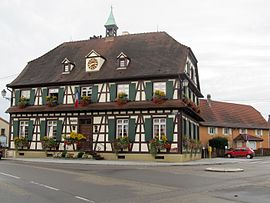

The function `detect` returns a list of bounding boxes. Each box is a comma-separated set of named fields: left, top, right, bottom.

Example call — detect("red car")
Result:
left=225, top=147, right=255, bottom=159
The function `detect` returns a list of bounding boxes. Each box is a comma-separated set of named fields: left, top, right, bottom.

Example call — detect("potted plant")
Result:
left=18, top=96, right=29, bottom=108
left=149, top=135, right=171, bottom=156
left=80, top=96, right=90, bottom=106
left=112, top=135, right=131, bottom=154
left=14, top=136, right=29, bottom=150
left=46, top=96, right=58, bottom=107
left=152, top=90, right=166, bottom=104
left=115, top=92, right=128, bottom=105
left=63, top=132, right=86, bottom=151
left=41, top=136, right=58, bottom=150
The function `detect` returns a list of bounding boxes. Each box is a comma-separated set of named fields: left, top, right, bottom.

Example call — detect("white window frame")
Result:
left=81, top=86, right=92, bottom=97
left=116, top=119, right=129, bottom=138
left=153, top=118, right=166, bottom=139
left=19, top=121, right=29, bottom=137
left=239, top=128, right=247, bottom=134
left=208, top=127, right=217, bottom=135
left=255, top=129, right=263, bottom=136
left=153, top=82, right=166, bottom=94
left=117, top=84, right=129, bottom=97
left=223, top=127, right=232, bottom=135
left=47, top=120, right=57, bottom=139
left=21, top=90, right=31, bottom=99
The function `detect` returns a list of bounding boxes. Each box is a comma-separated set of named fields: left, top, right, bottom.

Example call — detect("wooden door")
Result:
left=78, top=117, right=93, bottom=151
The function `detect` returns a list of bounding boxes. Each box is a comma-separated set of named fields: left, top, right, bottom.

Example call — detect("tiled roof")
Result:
left=8, top=32, right=191, bottom=88
left=200, top=99, right=269, bottom=129
left=234, top=134, right=263, bottom=142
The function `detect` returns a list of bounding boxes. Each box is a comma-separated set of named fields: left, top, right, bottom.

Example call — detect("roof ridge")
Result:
left=200, top=98, right=253, bottom=108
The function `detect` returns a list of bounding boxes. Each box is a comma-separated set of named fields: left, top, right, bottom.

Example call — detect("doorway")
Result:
left=78, top=117, right=93, bottom=151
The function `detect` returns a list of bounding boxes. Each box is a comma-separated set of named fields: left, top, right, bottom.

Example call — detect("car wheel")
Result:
left=227, top=154, right=232, bottom=158
left=246, top=154, right=252, bottom=159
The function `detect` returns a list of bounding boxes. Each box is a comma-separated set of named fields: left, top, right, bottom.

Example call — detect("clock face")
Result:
left=87, top=58, right=98, bottom=70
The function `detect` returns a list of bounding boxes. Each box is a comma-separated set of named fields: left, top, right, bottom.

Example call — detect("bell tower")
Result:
left=104, top=7, right=118, bottom=37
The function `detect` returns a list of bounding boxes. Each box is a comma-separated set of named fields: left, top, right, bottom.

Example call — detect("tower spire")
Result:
left=104, top=6, right=118, bottom=37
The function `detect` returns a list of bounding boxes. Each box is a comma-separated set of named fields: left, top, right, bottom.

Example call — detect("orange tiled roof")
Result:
left=200, top=99, right=269, bottom=129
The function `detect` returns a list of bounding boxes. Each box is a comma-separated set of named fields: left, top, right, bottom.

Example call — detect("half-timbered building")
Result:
left=7, top=10, right=203, bottom=161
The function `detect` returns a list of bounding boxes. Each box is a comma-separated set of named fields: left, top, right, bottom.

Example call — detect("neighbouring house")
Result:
left=200, top=95, right=270, bottom=150
left=6, top=9, right=203, bottom=161
left=0, top=117, right=9, bottom=147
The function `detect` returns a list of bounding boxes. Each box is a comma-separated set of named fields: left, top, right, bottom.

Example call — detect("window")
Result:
left=117, top=84, right=129, bottom=97
left=62, top=58, right=75, bottom=74
left=48, top=88, right=59, bottom=99
left=47, top=121, right=57, bottom=139
left=119, top=58, right=126, bottom=67
left=239, top=128, right=247, bottom=134
left=153, top=118, right=166, bottom=139
left=208, top=127, right=217, bottom=135
left=81, top=86, right=92, bottom=97
left=255, top=129, right=263, bottom=136
left=116, top=119, right=129, bottom=137
left=117, top=52, right=130, bottom=69
left=21, top=90, right=30, bottom=99
left=19, top=121, right=29, bottom=137
left=223, top=128, right=232, bottom=135
left=1, top=128, right=5, bottom=135
left=153, top=82, right=166, bottom=94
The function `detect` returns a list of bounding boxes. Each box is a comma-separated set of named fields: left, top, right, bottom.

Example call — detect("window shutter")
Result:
left=58, top=88, right=65, bottom=104
left=74, top=86, right=81, bottom=101
left=110, top=84, right=117, bottom=102
left=128, top=119, right=136, bottom=142
left=144, top=118, right=153, bottom=141
left=108, top=119, right=115, bottom=142
left=42, top=88, right=48, bottom=105
left=145, top=82, right=153, bottom=101
left=15, top=90, right=21, bottom=106
left=40, top=121, right=46, bottom=140
left=166, top=81, right=174, bottom=99
left=129, top=83, right=136, bottom=101
left=13, top=120, right=19, bottom=137
left=56, top=120, right=63, bottom=142
left=27, top=120, right=34, bottom=141
left=166, top=118, right=174, bottom=142
left=91, top=85, right=98, bottom=103
left=29, top=89, right=35, bottom=105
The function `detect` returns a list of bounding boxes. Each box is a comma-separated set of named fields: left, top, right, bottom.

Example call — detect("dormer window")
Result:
left=62, top=58, right=75, bottom=74
left=117, top=52, right=130, bottom=69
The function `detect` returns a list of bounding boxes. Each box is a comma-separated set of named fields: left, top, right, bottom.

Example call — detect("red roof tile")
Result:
left=234, top=134, right=263, bottom=142
left=200, top=99, right=269, bottom=129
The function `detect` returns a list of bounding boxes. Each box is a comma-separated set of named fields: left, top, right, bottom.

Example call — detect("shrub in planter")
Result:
left=115, top=92, right=128, bottom=105
left=80, top=96, right=90, bottom=106
left=152, top=90, right=166, bottom=104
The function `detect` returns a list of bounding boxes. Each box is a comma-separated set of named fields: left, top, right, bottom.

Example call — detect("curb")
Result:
left=205, top=167, right=244, bottom=172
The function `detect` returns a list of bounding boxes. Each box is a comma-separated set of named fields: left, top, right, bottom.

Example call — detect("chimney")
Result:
left=207, top=94, right=211, bottom=107
left=122, top=31, right=130, bottom=35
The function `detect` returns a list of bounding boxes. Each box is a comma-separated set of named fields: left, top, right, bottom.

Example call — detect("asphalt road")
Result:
left=1, top=157, right=270, bottom=203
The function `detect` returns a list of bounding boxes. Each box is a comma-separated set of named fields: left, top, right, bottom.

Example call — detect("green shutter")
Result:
left=29, top=89, right=35, bottom=105
left=41, top=88, right=48, bottom=105
left=27, top=120, right=34, bottom=141
left=129, top=83, right=136, bottom=101
left=13, top=120, right=19, bottom=137
left=166, top=81, right=174, bottom=99
left=56, top=120, right=63, bottom=142
left=58, top=88, right=65, bottom=104
left=166, top=118, right=174, bottom=142
left=108, top=119, right=116, bottom=141
left=40, top=121, right=46, bottom=140
left=91, top=85, right=98, bottom=103
left=128, top=119, right=136, bottom=142
left=74, top=86, right=81, bottom=101
left=15, top=90, right=21, bottom=106
left=144, top=118, right=153, bottom=141
left=145, top=82, right=153, bottom=101
left=110, top=84, right=117, bottom=102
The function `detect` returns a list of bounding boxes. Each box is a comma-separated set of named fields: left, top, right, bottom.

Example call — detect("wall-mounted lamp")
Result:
left=1, top=89, right=11, bottom=101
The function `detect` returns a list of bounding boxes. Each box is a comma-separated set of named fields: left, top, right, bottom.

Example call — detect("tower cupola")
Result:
left=104, top=7, right=118, bottom=37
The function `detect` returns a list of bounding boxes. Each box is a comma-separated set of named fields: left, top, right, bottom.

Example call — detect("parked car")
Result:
left=225, top=147, right=255, bottom=159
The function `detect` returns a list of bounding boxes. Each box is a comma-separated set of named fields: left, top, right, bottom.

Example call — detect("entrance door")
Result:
left=78, top=117, right=93, bottom=151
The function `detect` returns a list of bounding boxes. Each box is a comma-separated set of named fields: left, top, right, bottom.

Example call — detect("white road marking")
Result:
left=30, top=181, right=59, bottom=191
left=75, top=195, right=95, bottom=202
left=0, top=172, right=21, bottom=179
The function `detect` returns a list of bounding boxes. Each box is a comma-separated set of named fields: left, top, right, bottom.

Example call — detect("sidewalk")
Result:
left=5, top=157, right=254, bottom=166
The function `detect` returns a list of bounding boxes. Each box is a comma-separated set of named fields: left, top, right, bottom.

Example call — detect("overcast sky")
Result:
left=0, top=0, right=270, bottom=121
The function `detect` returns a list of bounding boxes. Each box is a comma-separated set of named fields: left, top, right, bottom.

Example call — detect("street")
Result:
left=1, top=157, right=270, bottom=203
